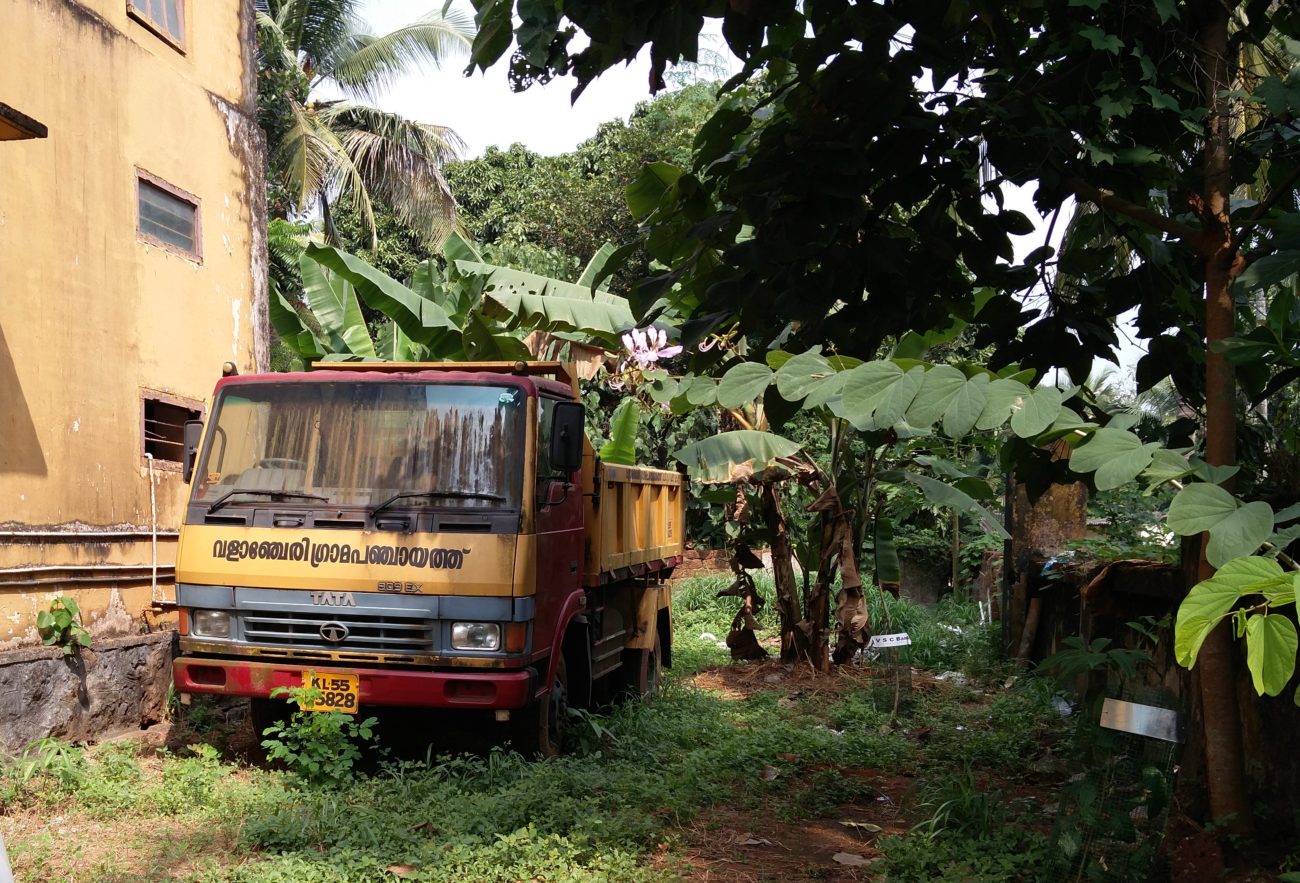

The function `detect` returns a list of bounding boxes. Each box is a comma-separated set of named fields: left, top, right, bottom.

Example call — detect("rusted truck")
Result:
left=171, top=361, right=683, bottom=753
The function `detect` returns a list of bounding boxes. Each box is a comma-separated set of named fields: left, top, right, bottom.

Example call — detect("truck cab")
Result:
left=171, top=361, right=683, bottom=753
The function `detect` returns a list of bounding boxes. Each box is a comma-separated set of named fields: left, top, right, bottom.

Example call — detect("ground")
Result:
left=0, top=577, right=1240, bottom=882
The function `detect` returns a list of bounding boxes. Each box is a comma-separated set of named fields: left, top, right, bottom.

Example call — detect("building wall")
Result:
left=0, top=0, right=267, bottom=648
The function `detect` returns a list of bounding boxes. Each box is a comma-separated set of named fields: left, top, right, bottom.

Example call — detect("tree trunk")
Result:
left=759, top=483, right=805, bottom=663
left=1194, top=0, right=1253, bottom=840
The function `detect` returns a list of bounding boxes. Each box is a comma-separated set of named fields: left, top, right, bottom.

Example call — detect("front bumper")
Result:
left=173, top=656, right=536, bottom=710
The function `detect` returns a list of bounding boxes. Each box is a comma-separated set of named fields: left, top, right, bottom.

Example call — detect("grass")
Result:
left=0, top=576, right=1074, bottom=883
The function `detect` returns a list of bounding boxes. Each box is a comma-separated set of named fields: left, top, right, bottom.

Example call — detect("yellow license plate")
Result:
left=300, top=672, right=359, bottom=713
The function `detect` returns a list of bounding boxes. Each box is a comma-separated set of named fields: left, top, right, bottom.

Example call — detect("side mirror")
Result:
left=549, top=401, right=585, bottom=475
left=182, top=420, right=204, bottom=483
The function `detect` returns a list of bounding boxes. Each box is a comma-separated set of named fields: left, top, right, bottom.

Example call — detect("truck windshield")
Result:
left=191, top=381, right=525, bottom=510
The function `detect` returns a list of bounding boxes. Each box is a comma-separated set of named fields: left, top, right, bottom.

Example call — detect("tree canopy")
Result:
left=257, top=0, right=474, bottom=246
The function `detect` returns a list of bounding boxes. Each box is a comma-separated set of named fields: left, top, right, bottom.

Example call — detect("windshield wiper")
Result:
left=206, top=488, right=330, bottom=514
left=369, top=490, right=506, bottom=518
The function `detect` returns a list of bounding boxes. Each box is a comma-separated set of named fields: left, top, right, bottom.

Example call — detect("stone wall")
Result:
left=671, top=548, right=736, bottom=580
left=0, top=630, right=173, bottom=750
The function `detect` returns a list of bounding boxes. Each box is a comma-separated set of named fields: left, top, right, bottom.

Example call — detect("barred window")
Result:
left=143, top=394, right=201, bottom=464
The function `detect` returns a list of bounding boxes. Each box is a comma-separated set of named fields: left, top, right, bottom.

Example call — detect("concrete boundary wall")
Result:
left=0, top=630, right=174, bottom=751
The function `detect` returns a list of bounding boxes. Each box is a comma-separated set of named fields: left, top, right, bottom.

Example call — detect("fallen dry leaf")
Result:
left=387, top=864, right=419, bottom=878
left=840, top=820, right=883, bottom=833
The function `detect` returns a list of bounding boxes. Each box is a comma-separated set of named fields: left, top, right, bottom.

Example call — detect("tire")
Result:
left=249, top=697, right=288, bottom=738
left=514, top=655, right=569, bottom=758
left=627, top=630, right=663, bottom=701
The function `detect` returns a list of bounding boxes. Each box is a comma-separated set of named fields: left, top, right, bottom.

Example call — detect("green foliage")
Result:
left=1036, top=637, right=1151, bottom=688
left=35, top=596, right=91, bottom=656
left=1167, top=483, right=1275, bottom=568
left=444, top=85, right=719, bottom=293
left=260, top=685, right=381, bottom=787
left=257, top=0, right=473, bottom=245
left=597, top=398, right=640, bottom=466
left=1175, top=555, right=1300, bottom=698
left=273, top=238, right=640, bottom=365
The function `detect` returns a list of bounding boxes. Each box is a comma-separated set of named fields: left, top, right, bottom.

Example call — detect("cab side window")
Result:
left=537, top=396, right=557, bottom=495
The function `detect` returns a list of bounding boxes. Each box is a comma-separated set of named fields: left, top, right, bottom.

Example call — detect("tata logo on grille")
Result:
left=310, top=591, right=356, bottom=607
left=319, top=622, right=350, bottom=643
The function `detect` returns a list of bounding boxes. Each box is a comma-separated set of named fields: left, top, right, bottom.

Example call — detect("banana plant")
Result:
left=272, top=232, right=641, bottom=365
left=670, top=342, right=1300, bottom=690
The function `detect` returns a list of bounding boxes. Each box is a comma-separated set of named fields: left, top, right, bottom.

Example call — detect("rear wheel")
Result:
left=626, top=630, right=663, bottom=701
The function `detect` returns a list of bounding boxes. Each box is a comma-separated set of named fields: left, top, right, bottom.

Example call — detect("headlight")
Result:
left=451, top=622, right=500, bottom=651
left=191, top=609, right=231, bottom=638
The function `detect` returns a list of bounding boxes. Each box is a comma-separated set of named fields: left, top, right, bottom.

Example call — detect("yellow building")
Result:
left=0, top=0, right=266, bottom=741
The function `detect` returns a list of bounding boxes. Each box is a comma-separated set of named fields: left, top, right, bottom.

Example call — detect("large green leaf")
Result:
left=943, top=374, right=990, bottom=437
left=443, top=230, right=483, bottom=264
left=905, top=365, right=967, bottom=428
left=1010, top=386, right=1063, bottom=438
left=1167, top=482, right=1239, bottom=534
left=577, top=241, right=619, bottom=289
left=975, top=377, right=1031, bottom=431
left=374, top=320, right=414, bottom=361
left=1235, top=250, right=1300, bottom=293
left=458, top=260, right=635, bottom=345
left=300, top=257, right=376, bottom=357
left=685, top=377, right=719, bottom=406
left=1168, top=483, right=1275, bottom=567
left=268, top=288, right=326, bottom=360
left=841, top=361, right=904, bottom=428
left=872, top=366, right=926, bottom=427
left=673, top=430, right=803, bottom=484
left=1206, top=502, right=1275, bottom=568
left=773, top=348, right=835, bottom=401
left=626, top=162, right=683, bottom=220
left=599, top=398, right=640, bottom=466
left=903, top=472, right=1009, bottom=539
left=306, top=244, right=458, bottom=345
left=1176, top=556, right=1293, bottom=667
left=875, top=517, right=900, bottom=584
left=1068, top=428, right=1161, bottom=490
left=1142, top=448, right=1194, bottom=486
left=717, top=362, right=774, bottom=409
left=461, top=312, right=531, bottom=361
left=1245, top=614, right=1299, bottom=696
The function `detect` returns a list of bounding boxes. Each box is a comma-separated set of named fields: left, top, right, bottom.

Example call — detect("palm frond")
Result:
left=262, top=0, right=362, bottom=65
left=321, top=103, right=463, bottom=244
left=320, top=7, right=475, bottom=100
left=275, top=100, right=345, bottom=210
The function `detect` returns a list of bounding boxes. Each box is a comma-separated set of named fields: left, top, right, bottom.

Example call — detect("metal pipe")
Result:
left=146, top=453, right=159, bottom=603
left=0, top=531, right=178, bottom=541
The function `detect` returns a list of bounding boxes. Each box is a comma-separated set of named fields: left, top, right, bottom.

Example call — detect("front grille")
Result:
left=240, top=611, right=435, bottom=654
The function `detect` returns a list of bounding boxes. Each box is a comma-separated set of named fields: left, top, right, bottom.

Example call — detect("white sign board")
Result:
left=867, top=632, right=911, bottom=649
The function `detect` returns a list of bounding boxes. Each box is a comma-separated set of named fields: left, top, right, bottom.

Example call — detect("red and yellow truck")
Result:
left=171, top=361, right=683, bottom=753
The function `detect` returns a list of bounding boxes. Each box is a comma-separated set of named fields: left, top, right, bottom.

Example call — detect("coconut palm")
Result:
left=256, top=0, right=474, bottom=247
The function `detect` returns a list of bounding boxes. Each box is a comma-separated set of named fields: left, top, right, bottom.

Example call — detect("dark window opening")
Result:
left=144, top=396, right=200, bottom=463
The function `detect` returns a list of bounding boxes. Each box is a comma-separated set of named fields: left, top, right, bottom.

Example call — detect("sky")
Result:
left=355, top=2, right=1144, bottom=384
left=356, top=1, right=678, bottom=159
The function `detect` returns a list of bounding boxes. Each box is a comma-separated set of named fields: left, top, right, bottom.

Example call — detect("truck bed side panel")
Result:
left=583, top=463, right=684, bottom=587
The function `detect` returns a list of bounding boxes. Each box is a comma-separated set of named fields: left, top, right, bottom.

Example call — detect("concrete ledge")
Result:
left=0, top=629, right=176, bottom=750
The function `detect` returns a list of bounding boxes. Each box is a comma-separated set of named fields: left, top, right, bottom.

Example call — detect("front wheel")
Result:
left=249, top=697, right=288, bottom=738
left=514, top=655, right=569, bottom=757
